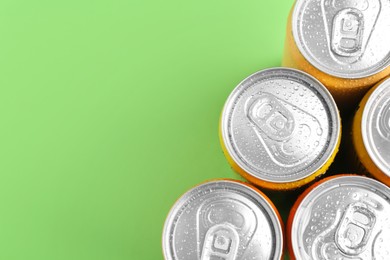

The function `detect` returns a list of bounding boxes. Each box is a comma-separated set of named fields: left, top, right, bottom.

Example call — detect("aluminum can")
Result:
left=219, top=68, right=341, bottom=190
left=352, top=77, right=390, bottom=186
left=162, top=179, right=284, bottom=260
left=283, top=0, right=390, bottom=110
left=288, top=175, right=390, bottom=260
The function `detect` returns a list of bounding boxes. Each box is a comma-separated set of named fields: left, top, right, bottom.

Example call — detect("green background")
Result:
left=0, top=0, right=295, bottom=259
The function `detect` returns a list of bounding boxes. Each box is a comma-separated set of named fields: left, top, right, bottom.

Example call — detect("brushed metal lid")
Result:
left=362, top=78, right=390, bottom=177
left=162, top=180, right=283, bottom=260
left=220, top=68, right=340, bottom=183
left=292, top=0, right=390, bottom=79
left=291, top=175, right=390, bottom=260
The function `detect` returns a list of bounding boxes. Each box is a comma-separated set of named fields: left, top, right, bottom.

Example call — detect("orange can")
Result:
left=283, top=0, right=390, bottom=110
left=219, top=68, right=341, bottom=191
left=352, top=77, right=390, bottom=186
left=288, top=174, right=390, bottom=259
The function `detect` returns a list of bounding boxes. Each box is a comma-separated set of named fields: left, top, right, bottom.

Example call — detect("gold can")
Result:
left=219, top=68, right=341, bottom=191
left=283, top=0, right=390, bottom=110
left=352, top=77, right=390, bottom=186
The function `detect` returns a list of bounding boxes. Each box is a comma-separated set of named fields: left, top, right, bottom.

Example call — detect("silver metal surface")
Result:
left=362, top=78, right=390, bottom=177
left=220, top=68, right=340, bottom=183
left=162, top=180, right=283, bottom=260
left=291, top=175, right=390, bottom=260
left=292, top=0, right=390, bottom=78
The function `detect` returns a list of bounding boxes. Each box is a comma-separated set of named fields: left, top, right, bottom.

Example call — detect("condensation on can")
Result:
left=219, top=67, right=341, bottom=191
left=162, top=179, right=284, bottom=260
left=288, top=175, right=390, bottom=260
left=283, top=0, right=390, bottom=111
left=352, top=77, right=390, bottom=186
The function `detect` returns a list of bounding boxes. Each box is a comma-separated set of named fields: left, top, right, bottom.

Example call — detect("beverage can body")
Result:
left=288, top=175, right=390, bottom=260
left=162, top=179, right=284, bottom=260
left=219, top=67, right=341, bottom=190
left=283, top=0, right=390, bottom=110
left=352, top=77, right=390, bottom=186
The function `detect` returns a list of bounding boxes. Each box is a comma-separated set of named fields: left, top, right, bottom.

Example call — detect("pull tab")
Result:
left=321, top=0, right=381, bottom=64
left=200, top=224, right=239, bottom=260
left=247, top=94, right=295, bottom=142
left=335, top=202, right=376, bottom=255
left=331, top=8, right=364, bottom=57
left=245, top=92, right=323, bottom=167
left=321, top=242, right=362, bottom=260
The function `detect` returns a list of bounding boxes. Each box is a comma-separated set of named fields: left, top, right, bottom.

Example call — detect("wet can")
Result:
left=219, top=68, right=341, bottom=191
left=162, top=179, right=284, bottom=260
left=283, top=0, right=390, bottom=110
left=352, top=77, right=390, bottom=186
left=288, top=174, right=390, bottom=260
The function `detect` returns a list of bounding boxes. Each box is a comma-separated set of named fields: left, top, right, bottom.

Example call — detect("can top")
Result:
left=292, top=0, right=390, bottom=79
left=220, top=68, right=340, bottom=184
left=291, top=175, right=390, bottom=260
left=162, top=180, right=283, bottom=260
left=362, top=78, right=390, bottom=177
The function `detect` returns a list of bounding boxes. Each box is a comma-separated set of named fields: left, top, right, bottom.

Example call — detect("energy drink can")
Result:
left=352, top=77, right=390, bottom=186
left=162, top=179, right=284, bottom=260
left=288, top=175, right=390, bottom=260
left=219, top=68, right=341, bottom=190
left=283, top=0, right=390, bottom=110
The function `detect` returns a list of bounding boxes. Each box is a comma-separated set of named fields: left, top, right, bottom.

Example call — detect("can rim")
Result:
left=291, top=175, right=390, bottom=259
left=162, top=179, right=284, bottom=260
left=292, top=0, right=390, bottom=79
left=220, top=67, right=341, bottom=184
left=361, top=77, right=390, bottom=177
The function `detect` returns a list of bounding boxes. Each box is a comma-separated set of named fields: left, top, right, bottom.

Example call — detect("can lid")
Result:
left=162, top=180, right=283, bottom=260
left=291, top=175, right=390, bottom=259
left=292, top=0, right=390, bottom=79
left=362, top=78, right=390, bottom=177
left=220, top=68, right=340, bottom=184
